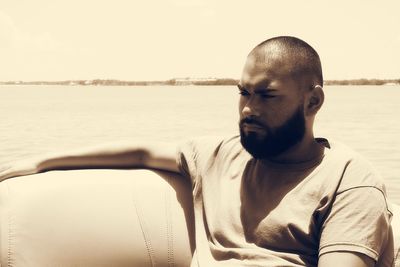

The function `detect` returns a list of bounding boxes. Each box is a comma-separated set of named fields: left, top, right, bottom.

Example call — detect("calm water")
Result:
left=1, top=85, right=399, bottom=204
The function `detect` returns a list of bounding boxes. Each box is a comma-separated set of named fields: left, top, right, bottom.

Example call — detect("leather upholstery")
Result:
left=0, top=169, right=194, bottom=267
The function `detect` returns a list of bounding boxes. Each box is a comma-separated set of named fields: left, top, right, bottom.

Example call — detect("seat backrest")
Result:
left=0, top=169, right=194, bottom=267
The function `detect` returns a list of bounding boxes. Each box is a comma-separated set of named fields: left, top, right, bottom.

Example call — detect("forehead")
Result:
left=240, top=52, right=296, bottom=91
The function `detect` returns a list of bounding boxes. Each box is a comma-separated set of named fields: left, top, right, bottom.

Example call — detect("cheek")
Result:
left=259, top=107, right=289, bottom=129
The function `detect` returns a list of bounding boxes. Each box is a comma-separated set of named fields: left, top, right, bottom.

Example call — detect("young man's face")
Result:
left=238, top=53, right=307, bottom=159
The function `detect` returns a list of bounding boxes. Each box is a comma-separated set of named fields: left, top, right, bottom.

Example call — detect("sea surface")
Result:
left=1, top=85, right=399, bottom=204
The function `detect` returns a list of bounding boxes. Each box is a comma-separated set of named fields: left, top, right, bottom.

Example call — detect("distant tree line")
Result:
left=192, top=78, right=239, bottom=85
left=324, top=79, right=400, bottom=86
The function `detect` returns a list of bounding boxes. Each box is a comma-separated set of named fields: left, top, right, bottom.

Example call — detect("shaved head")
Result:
left=249, top=36, right=323, bottom=87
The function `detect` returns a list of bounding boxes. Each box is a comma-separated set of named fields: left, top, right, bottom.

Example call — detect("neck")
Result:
left=262, top=134, right=325, bottom=165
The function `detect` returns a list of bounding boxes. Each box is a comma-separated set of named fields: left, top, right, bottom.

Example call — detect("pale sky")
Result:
left=1, top=0, right=399, bottom=81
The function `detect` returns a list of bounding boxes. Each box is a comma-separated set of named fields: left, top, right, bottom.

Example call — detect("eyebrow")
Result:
left=237, top=84, right=245, bottom=90
left=237, top=84, right=277, bottom=93
left=254, top=88, right=277, bottom=94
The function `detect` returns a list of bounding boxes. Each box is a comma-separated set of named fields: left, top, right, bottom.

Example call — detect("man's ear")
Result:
left=306, top=85, right=324, bottom=116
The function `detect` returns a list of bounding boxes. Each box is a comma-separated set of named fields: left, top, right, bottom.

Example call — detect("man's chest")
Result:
left=200, top=164, right=323, bottom=253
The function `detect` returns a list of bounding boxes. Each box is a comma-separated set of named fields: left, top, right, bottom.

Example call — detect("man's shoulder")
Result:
left=324, top=138, right=372, bottom=165
left=176, top=135, right=245, bottom=176
left=324, top=138, right=386, bottom=193
left=177, top=135, right=246, bottom=162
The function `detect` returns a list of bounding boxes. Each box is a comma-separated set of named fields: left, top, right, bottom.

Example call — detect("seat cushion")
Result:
left=0, top=169, right=194, bottom=267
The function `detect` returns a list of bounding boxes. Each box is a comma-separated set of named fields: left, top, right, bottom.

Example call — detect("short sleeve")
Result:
left=319, top=186, right=392, bottom=261
left=176, top=139, right=198, bottom=183
left=176, top=136, right=225, bottom=185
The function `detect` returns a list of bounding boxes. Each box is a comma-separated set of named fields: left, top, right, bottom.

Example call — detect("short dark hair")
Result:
left=252, top=36, right=323, bottom=87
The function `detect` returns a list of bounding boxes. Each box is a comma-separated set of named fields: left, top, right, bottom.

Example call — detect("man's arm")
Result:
left=0, top=141, right=180, bottom=181
left=318, top=252, right=374, bottom=267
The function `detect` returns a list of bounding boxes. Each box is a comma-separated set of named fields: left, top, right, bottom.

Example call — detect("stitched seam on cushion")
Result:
left=165, top=189, right=174, bottom=267
left=337, top=186, right=393, bottom=216
left=7, top=216, right=10, bottom=267
left=6, top=183, right=12, bottom=267
left=133, top=196, right=156, bottom=267
left=393, top=246, right=400, bottom=267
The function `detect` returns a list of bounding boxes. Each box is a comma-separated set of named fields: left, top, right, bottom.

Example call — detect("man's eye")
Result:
left=239, top=91, right=250, bottom=96
left=260, top=94, right=276, bottom=99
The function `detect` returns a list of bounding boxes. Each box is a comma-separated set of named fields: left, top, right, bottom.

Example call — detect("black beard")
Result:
left=239, top=106, right=306, bottom=159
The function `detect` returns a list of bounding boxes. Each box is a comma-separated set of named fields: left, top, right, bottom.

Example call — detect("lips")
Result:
left=242, top=122, right=265, bottom=132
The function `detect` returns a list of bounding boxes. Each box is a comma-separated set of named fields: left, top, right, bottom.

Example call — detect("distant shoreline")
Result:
left=0, top=78, right=399, bottom=86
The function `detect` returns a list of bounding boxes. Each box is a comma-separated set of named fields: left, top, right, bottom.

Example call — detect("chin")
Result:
left=242, top=130, right=266, bottom=142
left=239, top=129, right=297, bottom=160
left=239, top=131, right=267, bottom=159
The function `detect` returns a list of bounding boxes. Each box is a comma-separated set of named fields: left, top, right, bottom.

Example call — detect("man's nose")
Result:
left=241, top=99, right=260, bottom=117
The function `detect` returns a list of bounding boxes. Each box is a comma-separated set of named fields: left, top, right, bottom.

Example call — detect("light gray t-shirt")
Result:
left=177, top=135, right=392, bottom=267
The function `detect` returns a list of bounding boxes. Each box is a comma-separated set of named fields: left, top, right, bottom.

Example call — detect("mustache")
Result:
left=239, top=117, right=265, bottom=128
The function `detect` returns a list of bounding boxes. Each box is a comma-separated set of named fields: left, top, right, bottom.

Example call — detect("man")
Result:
left=0, top=36, right=393, bottom=266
